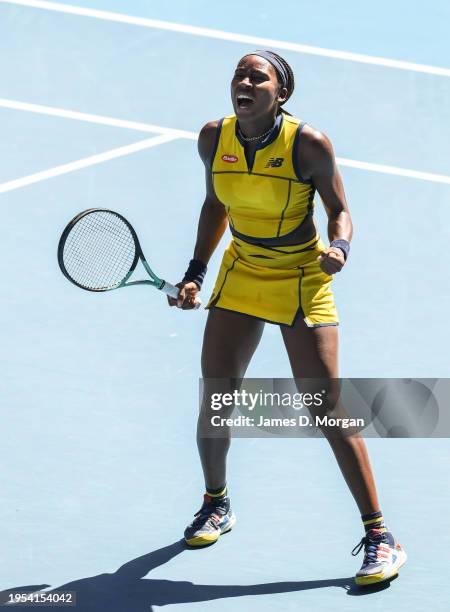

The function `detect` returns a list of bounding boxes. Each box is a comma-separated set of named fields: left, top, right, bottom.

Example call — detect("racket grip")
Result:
left=161, top=281, right=202, bottom=309
left=161, top=281, right=180, bottom=300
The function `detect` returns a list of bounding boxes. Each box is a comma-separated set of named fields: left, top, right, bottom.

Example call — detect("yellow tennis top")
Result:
left=211, top=113, right=315, bottom=242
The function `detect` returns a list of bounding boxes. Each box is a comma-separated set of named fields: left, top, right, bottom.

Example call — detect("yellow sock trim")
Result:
left=207, top=486, right=227, bottom=498
left=363, top=516, right=385, bottom=526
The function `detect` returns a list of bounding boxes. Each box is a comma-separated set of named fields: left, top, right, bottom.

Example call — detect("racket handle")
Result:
left=161, top=281, right=202, bottom=309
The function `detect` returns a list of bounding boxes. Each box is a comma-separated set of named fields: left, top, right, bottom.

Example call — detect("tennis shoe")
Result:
left=184, top=494, right=236, bottom=547
left=352, top=528, right=407, bottom=586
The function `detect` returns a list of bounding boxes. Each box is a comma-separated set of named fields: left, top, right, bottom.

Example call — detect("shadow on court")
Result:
left=0, top=540, right=393, bottom=609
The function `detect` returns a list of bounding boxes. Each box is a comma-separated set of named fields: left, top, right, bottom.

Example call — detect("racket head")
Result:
left=58, top=208, right=141, bottom=292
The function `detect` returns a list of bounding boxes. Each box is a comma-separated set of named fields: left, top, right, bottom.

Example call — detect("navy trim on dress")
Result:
left=244, top=238, right=319, bottom=255
left=235, top=113, right=284, bottom=173
left=276, top=180, right=292, bottom=237
left=294, top=268, right=304, bottom=326
left=307, top=186, right=316, bottom=215
left=208, top=255, right=240, bottom=308
left=212, top=170, right=295, bottom=182
left=229, top=213, right=316, bottom=247
left=208, top=118, right=224, bottom=170
left=292, top=121, right=312, bottom=184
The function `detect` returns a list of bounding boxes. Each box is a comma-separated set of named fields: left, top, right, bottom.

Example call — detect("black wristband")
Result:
left=330, top=239, right=350, bottom=261
left=183, top=259, right=207, bottom=289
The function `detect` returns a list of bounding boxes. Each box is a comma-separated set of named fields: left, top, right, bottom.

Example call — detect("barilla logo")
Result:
left=222, top=154, right=238, bottom=163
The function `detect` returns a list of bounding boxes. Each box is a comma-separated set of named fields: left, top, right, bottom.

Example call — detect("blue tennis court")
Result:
left=1, top=1, right=449, bottom=610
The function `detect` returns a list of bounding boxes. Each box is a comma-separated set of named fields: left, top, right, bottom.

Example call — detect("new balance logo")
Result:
left=265, top=157, right=284, bottom=168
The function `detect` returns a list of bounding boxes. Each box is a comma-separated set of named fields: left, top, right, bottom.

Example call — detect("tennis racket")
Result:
left=57, top=208, right=201, bottom=308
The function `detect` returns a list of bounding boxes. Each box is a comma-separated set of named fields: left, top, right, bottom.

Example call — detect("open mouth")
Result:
left=236, top=94, right=254, bottom=109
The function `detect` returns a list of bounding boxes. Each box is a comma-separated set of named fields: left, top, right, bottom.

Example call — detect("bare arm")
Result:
left=298, top=126, right=353, bottom=274
left=193, top=121, right=229, bottom=264
left=168, top=121, right=228, bottom=308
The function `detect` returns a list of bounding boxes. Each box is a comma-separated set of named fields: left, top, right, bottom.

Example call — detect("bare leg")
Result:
left=281, top=318, right=380, bottom=515
left=198, top=308, right=264, bottom=489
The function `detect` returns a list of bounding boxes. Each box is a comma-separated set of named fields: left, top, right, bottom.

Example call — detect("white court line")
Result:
left=0, top=97, right=198, bottom=140
left=336, top=157, right=450, bottom=186
left=1, top=97, right=450, bottom=187
left=1, top=0, right=450, bottom=77
left=0, top=134, right=177, bottom=194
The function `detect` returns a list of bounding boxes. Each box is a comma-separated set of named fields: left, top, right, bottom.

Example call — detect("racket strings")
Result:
left=62, top=211, right=136, bottom=290
left=65, top=221, right=134, bottom=289
left=66, top=215, right=135, bottom=286
left=68, top=218, right=131, bottom=281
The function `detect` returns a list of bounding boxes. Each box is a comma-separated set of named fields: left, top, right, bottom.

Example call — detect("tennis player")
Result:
left=169, top=51, right=406, bottom=586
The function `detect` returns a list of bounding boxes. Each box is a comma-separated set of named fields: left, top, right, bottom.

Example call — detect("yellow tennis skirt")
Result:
left=206, top=236, right=339, bottom=327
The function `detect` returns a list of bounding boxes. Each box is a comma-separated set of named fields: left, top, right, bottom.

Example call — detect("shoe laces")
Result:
left=351, top=528, right=387, bottom=564
left=191, top=495, right=227, bottom=528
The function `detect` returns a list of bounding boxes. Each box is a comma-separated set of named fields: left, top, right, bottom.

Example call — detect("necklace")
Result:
left=237, top=119, right=276, bottom=142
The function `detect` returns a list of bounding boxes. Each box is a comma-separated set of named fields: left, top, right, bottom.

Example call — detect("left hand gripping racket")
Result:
left=57, top=208, right=201, bottom=308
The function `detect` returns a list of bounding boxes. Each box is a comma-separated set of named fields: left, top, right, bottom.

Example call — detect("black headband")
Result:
left=250, top=50, right=289, bottom=91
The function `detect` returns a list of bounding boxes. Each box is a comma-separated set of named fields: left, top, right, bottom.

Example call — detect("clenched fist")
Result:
left=317, top=247, right=345, bottom=275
